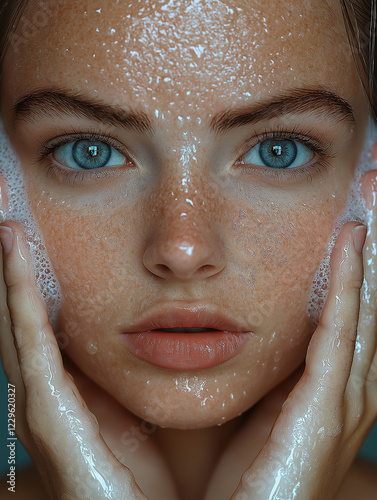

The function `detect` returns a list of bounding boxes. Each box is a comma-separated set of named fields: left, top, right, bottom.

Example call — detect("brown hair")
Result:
left=0, top=0, right=376, bottom=116
left=340, top=0, right=377, bottom=116
left=0, top=0, right=26, bottom=71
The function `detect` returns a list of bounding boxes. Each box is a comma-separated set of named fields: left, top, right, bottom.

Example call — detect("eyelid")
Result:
left=37, top=131, right=134, bottom=165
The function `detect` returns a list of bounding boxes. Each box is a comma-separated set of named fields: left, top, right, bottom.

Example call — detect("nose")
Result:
left=143, top=203, right=226, bottom=281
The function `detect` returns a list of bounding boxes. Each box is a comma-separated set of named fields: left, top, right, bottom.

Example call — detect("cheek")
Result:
left=226, top=197, right=343, bottom=333
left=48, top=213, right=139, bottom=293
left=27, top=195, right=149, bottom=343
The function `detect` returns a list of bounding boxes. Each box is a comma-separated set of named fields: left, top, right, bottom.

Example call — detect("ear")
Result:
left=0, top=171, right=9, bottom=222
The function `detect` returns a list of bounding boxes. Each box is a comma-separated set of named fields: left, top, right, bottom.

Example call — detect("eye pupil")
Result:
left=88, top=145, right=99, bottom=157
left=271, top=145, right=282, bottom=157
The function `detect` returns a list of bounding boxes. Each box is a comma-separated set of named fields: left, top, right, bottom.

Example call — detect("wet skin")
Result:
left=0, top=0, right=370, bottom=441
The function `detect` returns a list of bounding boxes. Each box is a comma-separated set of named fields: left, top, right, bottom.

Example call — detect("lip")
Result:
left=121, top=305, right=253, bottom=371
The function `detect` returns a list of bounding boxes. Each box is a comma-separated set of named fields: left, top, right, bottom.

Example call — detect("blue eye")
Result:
left=54, top=139, right=126, bottom=170
left=242, top=138, right=314, bottom=169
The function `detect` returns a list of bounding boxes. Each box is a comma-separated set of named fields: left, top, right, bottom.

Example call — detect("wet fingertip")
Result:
left=360, top=170, right=377, bottom=211
left=0, top=226, right=13, bottom=256
left=352, top=224, right=367, bottom=254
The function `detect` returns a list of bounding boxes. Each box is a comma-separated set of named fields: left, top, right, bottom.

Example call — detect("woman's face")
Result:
left=0, top=0, right=369, bottom=428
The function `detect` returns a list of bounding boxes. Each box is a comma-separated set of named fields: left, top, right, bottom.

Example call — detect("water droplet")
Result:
left=86, top=341, right=98, bottom=354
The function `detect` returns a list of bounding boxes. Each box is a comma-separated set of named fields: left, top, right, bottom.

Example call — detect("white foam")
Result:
left=307, top=117, right=377, bottom=326
left=0, top=119, right=61, bottom=326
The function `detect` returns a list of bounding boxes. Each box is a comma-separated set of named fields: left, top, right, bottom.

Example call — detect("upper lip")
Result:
left=122, top=304, right=251, bottom=333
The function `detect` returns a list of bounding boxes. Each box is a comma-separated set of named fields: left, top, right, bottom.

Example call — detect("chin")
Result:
left=125, top=393, right=252, bottom=430
left=101, top=367, right=284, bottom=430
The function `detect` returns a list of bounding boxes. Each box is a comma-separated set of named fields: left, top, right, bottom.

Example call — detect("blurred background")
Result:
left=1, top=359, right=376, bottom=477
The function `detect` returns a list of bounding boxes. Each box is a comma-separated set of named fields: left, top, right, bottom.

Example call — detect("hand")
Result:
left=0, top=221, right=161, bottom=500
left=207, top=171, right=377, bottom=500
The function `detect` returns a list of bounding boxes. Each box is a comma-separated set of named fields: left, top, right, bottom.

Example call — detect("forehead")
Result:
left=4, top=0, right=361, bottom=117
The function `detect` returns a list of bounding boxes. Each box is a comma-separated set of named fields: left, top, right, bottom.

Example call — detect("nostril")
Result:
left=155, top=264, right=171, bottom=276
left=199, top=265, right=212, bottom=275
left=153, top=263, right=218, bottom=279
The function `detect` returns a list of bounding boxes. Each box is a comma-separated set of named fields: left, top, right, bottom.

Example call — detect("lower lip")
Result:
left=122, top=331, right=252, bottom=370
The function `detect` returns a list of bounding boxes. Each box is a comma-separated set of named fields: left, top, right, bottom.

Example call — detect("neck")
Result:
left=153, top=415, right=247, bottom=500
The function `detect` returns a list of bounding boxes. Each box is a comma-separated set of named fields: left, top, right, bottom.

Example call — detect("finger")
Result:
left=0, top=179, right=15, bottom=380
left=0, top=226, right=29, bottom=448
left=0, top=223, right=66, bottom=395
left=352, top=170, right=377, bottom=403
left=0, top=222, right=146, bottom=499
left=304, top=221, right=365, bottom=394
left=0, top=244, right=21, bottom=383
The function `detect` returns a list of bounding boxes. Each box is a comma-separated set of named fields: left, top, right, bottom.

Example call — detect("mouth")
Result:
left=156, top=327, right=218, bottom=333
left=121, top=306, right=253, bottom=371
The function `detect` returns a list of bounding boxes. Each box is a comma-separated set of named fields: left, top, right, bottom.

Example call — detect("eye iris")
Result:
left=259, top=139, right=297, bottom=168
left=72, top=140, right=112, bottom=169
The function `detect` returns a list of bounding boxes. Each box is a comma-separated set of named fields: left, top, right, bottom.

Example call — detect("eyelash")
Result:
left=35, top=127, right=334, bottom=187
left=236, top=127, right=334, bottom=183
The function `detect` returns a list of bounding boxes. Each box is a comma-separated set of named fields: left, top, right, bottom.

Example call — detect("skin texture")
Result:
left=0, top=0, right=369, bottom=428
left=0, top=0, right=376, bottom=499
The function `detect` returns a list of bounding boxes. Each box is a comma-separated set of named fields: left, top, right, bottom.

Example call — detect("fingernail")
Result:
left=0, top=226, right=13, bottom=255
left=352, top=225, right=367, bottom=254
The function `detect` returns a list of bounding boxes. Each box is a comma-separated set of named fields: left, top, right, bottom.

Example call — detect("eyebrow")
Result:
left=13, top=86, right=355, bottom=134
left=210, top=87, right=356, bottom=133
left=13, top=89, right=153, bottom=134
